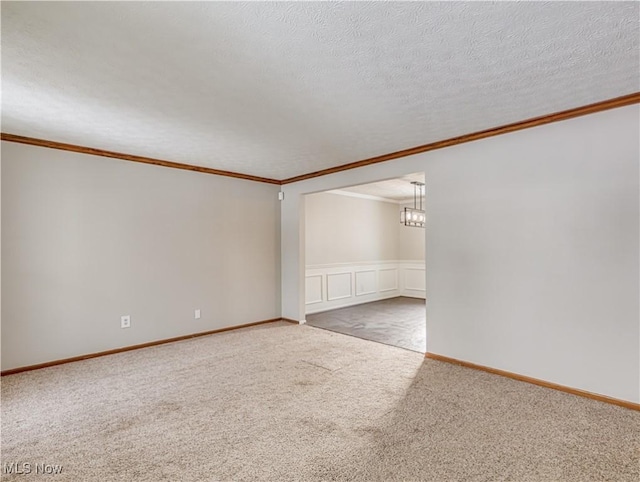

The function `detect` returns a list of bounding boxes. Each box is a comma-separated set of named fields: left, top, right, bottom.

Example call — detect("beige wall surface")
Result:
left=1, top=142, right=281, bottom=370
left=398, top=203, right=426, bottom=261
left=282, top=105, right=640, bottom=403
left=305, top=193, right=426, bottom=266
left=304, top=192, right=400, bottom=265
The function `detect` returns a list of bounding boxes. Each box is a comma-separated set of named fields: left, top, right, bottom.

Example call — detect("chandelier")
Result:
left=400, top=182, right=425, bottom=228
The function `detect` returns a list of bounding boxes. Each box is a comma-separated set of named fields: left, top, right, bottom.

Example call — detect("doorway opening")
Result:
left=303, top=172, right=426, bottom=353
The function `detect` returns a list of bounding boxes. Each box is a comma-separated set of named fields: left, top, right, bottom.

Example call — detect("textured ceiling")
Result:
left=335, top=172, right=425, bottom=202
left=2, top=2, right=638, bottom=180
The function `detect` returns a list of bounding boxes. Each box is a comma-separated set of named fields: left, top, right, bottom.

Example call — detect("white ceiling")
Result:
left=2, top=2, right=638, bottom=181
left=332, top=172, right=425, bottom=203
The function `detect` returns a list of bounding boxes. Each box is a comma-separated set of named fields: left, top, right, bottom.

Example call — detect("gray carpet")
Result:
left=306, top=297, right=426, bottom=352
left=1, top=322, right=638, bottom=481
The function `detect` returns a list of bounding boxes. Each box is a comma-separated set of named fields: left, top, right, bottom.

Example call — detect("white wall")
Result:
left=1, top=142, right=281, bottom=370
left=282, top=105, right=640, bottom=403
left=304, top=192, right=425, bottom=314
left=398, top=202, right=426, bottom=261
left=305, top=192, right=399, bottom=265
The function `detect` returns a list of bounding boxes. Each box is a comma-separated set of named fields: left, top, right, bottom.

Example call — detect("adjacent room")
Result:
left=304, top=174, right=427, bottom=352
left=1, top=2, right=639, bottom=481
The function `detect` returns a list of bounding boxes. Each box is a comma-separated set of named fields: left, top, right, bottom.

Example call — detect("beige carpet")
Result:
left=1, top=322, right=638, bottom=481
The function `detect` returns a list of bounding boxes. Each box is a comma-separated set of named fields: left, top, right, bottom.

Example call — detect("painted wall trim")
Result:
left=281, top=92, right=640, bottom=184
left=306, top=259, right=424, bottom=270
left=0, top=318, right=284, bottom=376
left=425, top=353, right=640, bottom=411
left=305, top=261, right=425, bottom=314
left=0, top=133, right=281, bottom=185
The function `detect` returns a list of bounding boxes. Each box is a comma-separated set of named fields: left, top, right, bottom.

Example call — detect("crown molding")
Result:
left=280, top=91, right=640, bottom=184
left=3, top=92, right=638, bottom=186
left=325, top=189, right=401, bottom=204
left=0, top=133, right=281, bottom=185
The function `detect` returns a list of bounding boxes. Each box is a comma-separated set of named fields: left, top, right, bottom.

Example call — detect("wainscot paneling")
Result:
left=305, top=274, right=323, bottom=305
left=305, top=261, right=425, bottom=314
left=355, top=270, right=377, bottom=296
left=404, top=267, right=426, bottom=297
left=379, top=268, right=399, bottom=292
left=327, top=272, right=353, bottom=301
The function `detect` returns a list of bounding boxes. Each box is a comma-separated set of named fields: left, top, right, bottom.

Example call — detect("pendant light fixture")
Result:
left=400, top=181, right=425, bottom=228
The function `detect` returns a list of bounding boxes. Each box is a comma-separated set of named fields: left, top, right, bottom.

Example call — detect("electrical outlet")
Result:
left=194, top=309, right=201, bottom=320
left=121, top=315, right=131, bottom=329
